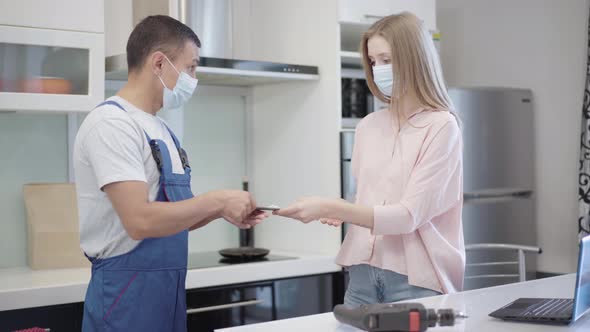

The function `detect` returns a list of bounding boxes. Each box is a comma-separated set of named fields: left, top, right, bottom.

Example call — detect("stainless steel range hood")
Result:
left=105, top=55, right=319, bottom=86
left=105, top=0, right=319, bottom=86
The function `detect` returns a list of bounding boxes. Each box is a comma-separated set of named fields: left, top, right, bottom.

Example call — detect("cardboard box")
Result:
left=23, top=183, right=89, bottom=269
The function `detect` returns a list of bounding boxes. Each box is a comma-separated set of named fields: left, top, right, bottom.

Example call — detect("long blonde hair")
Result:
left=361, top=12, right=457, bottom=119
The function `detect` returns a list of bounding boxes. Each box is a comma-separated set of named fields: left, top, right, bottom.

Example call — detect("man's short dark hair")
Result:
left=126, top=15, right=201, bottom=72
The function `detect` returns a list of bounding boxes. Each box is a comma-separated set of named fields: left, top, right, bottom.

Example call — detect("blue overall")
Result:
left=82, top=100, right=192, bottom=331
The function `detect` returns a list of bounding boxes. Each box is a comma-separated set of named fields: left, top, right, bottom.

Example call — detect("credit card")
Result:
left=256, top=205, right=280, bottom=211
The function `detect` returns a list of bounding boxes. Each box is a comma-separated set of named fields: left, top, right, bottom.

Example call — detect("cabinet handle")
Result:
left=364, top=14, right=427, bottom=26
left=364, top=14, right=385, bottom=21
left=186, top=299, right=264, bottom=314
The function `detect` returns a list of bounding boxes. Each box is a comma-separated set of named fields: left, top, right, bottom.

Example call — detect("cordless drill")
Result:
left=333, top=303, right=467, bottom=332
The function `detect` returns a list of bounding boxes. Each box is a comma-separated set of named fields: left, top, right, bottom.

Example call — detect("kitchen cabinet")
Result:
left=186, top=281, right=277, bottom=331
left=0, top=25, right=105, bottom=113
left=104, top=0, right=178, bottom=57
left=0, top=0, right=105, bottom=113
left=186, top=273, right=335, bottom=331
left=104, top=0, right=134, bottom=57
left=339, top=0, right=437, bottom=56
left=0, top=273, right=337, bottom=332
left=0, top=0, right=104, bottom=33
left=0, top=302, right=84, bottom=331
left=339, top=0, right=437, bottom=32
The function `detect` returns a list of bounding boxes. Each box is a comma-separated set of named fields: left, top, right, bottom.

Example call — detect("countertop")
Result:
left=217, top=274, right=590, bottom=332
left=0, top=250, right=340, bottom=311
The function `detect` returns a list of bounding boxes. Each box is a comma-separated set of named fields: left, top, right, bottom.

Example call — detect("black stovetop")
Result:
left=187, top=251, right=296, bottom=270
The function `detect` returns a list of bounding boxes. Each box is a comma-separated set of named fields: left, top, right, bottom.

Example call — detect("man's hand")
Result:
left=215, top=190, right=268, bottom=229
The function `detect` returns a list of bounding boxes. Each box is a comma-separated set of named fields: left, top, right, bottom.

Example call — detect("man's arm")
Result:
left=104, top=181, right=254, bottom=240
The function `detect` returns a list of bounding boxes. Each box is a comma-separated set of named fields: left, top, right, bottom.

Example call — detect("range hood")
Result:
left=105, top=0, right=319, bottom=86
left=105, top=55, right=319, bottom=86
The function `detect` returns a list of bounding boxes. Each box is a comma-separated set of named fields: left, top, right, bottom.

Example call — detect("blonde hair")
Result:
left=361, top=12, right=457, bottom=119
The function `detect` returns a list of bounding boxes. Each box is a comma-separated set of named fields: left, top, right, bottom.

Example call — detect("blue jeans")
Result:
left=344, top=264, right=441, bottom=306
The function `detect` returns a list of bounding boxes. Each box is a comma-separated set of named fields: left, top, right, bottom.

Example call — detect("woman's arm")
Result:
left=276, top=120, right=462, bottom=234
left=275, top=198, right=374, bottom=228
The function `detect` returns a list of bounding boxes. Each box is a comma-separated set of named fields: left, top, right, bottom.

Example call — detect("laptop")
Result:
left=489, top=235, right=590, bottom=324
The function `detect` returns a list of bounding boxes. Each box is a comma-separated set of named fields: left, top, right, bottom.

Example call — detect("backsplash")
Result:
left=182, top=93, right=245, bottom=253
left=0, top=113, right=68, bottom=268
left=0, top=92, right=245, bottom=268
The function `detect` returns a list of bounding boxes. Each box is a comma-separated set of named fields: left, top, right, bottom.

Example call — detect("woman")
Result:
left=275, top=12, right=465, bottom=306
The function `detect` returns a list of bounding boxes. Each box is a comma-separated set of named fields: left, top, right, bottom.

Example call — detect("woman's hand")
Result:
left=320, top=218, right=344, bottom=227
left=274, top=197, right=340, bottom=223
left=275, top=198, right=374, bottom=229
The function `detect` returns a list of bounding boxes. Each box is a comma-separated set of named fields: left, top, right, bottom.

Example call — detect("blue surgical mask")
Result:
left=158, top=56, right=198, bottom=110
left=372, top=64, right=394, bottom=98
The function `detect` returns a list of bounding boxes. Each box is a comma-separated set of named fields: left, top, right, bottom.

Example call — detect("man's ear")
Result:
left=150, top=51, right=166, bottom=76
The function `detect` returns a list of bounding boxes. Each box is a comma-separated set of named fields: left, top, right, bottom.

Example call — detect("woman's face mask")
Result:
left=372, top=64, right=394, bottom=98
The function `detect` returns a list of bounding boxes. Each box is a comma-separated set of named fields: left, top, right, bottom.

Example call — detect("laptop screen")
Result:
left=573, top=235, right=590, bottom=321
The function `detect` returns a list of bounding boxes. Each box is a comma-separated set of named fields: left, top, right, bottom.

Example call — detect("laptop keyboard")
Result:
left=522, top=299, right=573, bottom=317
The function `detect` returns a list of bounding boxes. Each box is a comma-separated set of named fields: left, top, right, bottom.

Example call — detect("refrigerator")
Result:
left=449, top=87, right=536, bottom=290
left=340, top=130, right=356, bottom=237
left=339, top=87, right=537, bottom=290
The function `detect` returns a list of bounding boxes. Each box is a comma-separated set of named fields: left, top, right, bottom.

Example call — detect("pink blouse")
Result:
left=335, top=108, right=465, bottom=293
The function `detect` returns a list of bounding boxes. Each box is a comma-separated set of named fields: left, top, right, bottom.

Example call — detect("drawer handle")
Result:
left=187, top=299, right=264, bottom=314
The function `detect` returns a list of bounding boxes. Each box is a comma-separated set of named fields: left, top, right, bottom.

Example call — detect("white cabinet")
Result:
left=0, top=0, right=104, bottom=113
left=105, top=0, right=134, bottom=57
left=0, top=25, right=104, bottom=113
left=0, top=0, right=104, bottom=33
left=339, top=0, right=436, bottom=32
left=104, top=0, right=180, bottom=57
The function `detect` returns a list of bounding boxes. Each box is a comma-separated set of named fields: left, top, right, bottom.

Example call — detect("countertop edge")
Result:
left=0, top=252, right=340, bottom=311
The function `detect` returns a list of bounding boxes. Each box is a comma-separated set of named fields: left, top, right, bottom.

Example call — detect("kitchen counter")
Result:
left=217, top=274, right=590, bottom=332
left=0, top=250, right=339, bottom=311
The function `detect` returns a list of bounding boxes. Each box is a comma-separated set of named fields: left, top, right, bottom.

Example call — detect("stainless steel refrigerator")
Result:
left=341, top=130, right=356, bottom=237
left=450, top=87, right=537, bottom=290
left=340, top=87, right=537, bottom=290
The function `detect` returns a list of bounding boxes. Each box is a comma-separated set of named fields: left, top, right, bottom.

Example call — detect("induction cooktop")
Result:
left=187, top=251, right=296, bottom=270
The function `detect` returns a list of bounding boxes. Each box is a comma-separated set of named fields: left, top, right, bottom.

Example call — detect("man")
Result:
left=74, top=15, right=266, bottom=331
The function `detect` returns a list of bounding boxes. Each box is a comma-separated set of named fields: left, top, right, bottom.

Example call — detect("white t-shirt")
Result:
left=74, top=96, right=184, bottom=259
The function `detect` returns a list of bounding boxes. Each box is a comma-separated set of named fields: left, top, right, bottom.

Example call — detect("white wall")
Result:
left=183, top=88, right=247, bottom=252
left=438, top=0, right=589, bottom=273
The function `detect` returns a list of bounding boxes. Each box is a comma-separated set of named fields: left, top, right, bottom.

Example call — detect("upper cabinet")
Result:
left=0, top=0, right=104, bottom=33
left=338, top=0, right=437, bottom=66
left=339, top=0, right=436, bottom=32
left=0, top=0, right=105, bottom=113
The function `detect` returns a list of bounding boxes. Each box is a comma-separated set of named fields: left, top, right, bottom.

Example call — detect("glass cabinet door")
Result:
left=0, top=43, right=89, bottom=95
left=0, top=25, right=104, bottom=112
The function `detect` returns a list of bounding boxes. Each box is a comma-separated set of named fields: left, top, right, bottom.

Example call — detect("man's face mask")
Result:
left=157, top=55, right=198, bottom=110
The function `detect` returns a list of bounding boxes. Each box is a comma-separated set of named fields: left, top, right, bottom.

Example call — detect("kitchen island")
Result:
left=217, top=274, right=590, bottom=332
